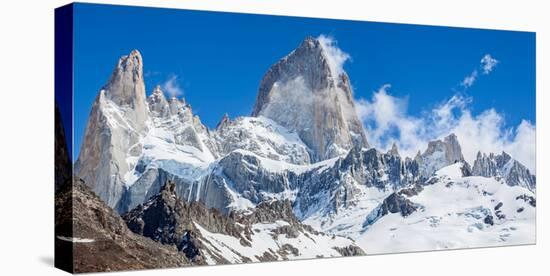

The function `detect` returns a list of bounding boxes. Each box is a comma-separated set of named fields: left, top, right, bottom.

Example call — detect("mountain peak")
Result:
left=124, top=50, right=143, bottom=70
left=103, top=49, right=148, bottom=118
left=76, top=49, right=150, bottom=208
left=299, top=36, right=322, bottom=50
left=424, top=133, right=464, bottom=163
left=417, top=133, right=465, bottom=177
left=129, top=49, right=142, bottom=58
left=388, top=143, right=400, bottom=156
left=115, top=49, right=143, bottom=82
left=250, top=36, right=368, bottom=161
left=295, top=35, right=347, bottom=79
left=476, top=150, right=483, bottom=159
left=216, top=113, right=230, bottom=129
left=147, top=85, right=170, bottom=117
left=443, top=133, right=459, bottom=145
left=152, top=85, right=163, bottom=95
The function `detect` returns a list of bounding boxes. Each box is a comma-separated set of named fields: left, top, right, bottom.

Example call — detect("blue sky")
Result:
left=72, top=3, right=535, bottom=167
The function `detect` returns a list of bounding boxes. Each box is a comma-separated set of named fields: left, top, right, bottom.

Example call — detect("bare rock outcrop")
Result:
left=75, top=50, right=149, bottom=208
left=415, top=133, right=467, bottom=178
left=252, top=37, right=368, bottom=161
left=472, top=151, right=536, bottom=191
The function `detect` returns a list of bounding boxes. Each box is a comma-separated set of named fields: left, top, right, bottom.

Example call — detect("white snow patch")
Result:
left=57, top=236, right=95, bottom=243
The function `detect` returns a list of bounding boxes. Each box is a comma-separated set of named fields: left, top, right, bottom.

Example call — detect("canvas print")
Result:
left=55, top=3, right=536, bottom=273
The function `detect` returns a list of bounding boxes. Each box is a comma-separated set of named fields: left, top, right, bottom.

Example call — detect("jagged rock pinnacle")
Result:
left=216, top=113, right=230, bottom=129
left=472, top=150, right=535, bottom=191
left=389, top=143, right=400, bottom=156
left=75, top=49, right=150, bottom=208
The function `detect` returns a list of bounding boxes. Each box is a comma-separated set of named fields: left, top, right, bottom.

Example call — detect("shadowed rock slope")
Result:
left=123, top=181, right=364, bottom=265
left=55, top=178, right=189, bottom=273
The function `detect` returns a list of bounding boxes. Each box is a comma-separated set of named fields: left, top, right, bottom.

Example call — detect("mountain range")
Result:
left=69, top=36, right=536, bottom=269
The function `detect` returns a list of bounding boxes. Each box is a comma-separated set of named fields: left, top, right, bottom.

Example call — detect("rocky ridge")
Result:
left=123, top=181, right=364, bottom=264
left=472, top=151, right=536, bottom=191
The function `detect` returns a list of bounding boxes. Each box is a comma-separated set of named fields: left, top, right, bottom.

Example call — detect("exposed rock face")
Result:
left=75, top=50, right=149, bottom=208
left=364, top=192, right=418, bottom=227
left=202, top=151, right=297, bottom=211
left=123, top=181, right=364, bottom=264
left=123, top=181, right=237, bottom=264
left=55, top=178, right=189, bottom=273
left=378, top=192, right=418, bottom=217
left=294, top=146, right=421, bottom=220
left=191, top=143, right=425, bottom=221
left=416, top=133, right=466, bottom=178
left=116, top=167, right=195, bottom=214
left=147, top=85, right=170, bottom=117
left=341, top=147, right=421, bottom=190
left=103, top=50, right=149, bottom=129
left=252, top=37, right=368, bottom=161
left=248, top=199, right=301, bottom=225
left=472, top=151, right=536, bottom=191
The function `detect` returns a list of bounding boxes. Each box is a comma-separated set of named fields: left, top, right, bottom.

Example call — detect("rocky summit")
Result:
left=252, top=37, right=368, bottom=161
left=75, top=50, right=150, bottom=208
left=71, top=37, right=536, bottom=265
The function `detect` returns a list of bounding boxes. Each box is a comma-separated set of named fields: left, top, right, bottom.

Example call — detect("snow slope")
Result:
left=195, top=220, right=359, bottom=264
left=356, top=163, right=536, bottom=254
left=214, top=116, right=311, bottom=165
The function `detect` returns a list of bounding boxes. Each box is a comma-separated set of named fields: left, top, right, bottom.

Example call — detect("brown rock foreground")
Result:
left=55, top=178, right=190, bottom=273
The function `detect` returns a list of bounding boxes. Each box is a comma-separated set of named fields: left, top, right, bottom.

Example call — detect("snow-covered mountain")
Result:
left=358, top=162, right=535, bottom=253
left=214, top=116, right=311, bottom=165
left=472, top=151, right=536, bottom=192
left=75, top=37, right=536, bottom=263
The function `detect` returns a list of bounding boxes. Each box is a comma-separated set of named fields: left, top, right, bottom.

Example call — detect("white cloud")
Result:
left=461, top=70, right=478, bottom=88
left=317, top=35, right=350, bottom=77
left=460, top=54, right=498, bottom=89
left=356, top=85, right=425, bottom=158
left=355, top=86, right=536, bottom=173
left=161, top=75, right=184, bottom=98
left=480, top=54, right=499, bottom=74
